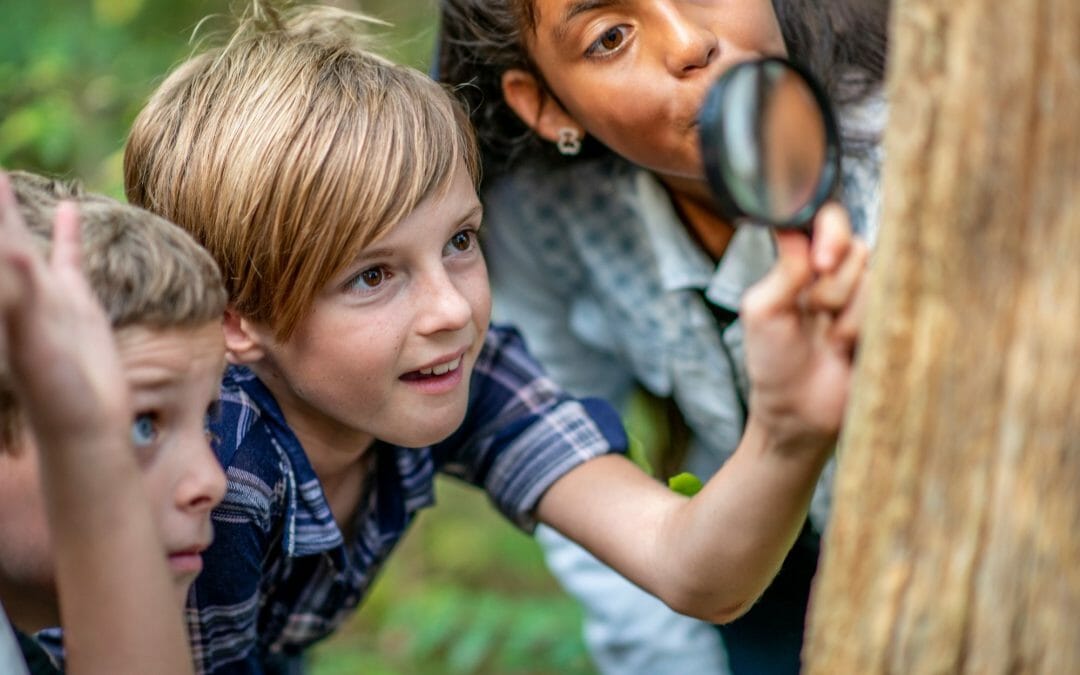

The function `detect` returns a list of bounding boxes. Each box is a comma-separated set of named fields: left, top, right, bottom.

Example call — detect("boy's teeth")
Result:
left=419, top=357, right=461, bottom=376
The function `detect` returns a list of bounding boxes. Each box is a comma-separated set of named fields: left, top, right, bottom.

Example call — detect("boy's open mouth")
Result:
left=401, top=356, right=463, bottom=381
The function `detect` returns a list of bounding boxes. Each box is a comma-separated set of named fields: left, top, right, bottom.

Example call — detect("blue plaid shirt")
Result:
left=187, top=324, right=626, bottom=674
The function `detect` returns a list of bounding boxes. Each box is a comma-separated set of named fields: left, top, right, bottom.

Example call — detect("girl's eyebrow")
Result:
left=553, top=0, right=627, bottom=44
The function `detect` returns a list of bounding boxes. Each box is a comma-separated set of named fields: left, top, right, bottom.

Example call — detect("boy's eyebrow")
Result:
left=126, top=369, right=183, bottom=393
left=352, top=204, right=485, bottom=263
left=460, top=203, right=484, bottom=226
left=553, top=0, right=627, bottom=45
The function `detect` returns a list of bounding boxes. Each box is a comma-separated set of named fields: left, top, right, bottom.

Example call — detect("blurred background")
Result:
left=1, top=1, right=595, bottom=673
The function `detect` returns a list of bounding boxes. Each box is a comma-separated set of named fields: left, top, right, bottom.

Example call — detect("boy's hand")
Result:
left=741, top=201, right=869, bottom=452
left=0, top=172, right=130, bottom=446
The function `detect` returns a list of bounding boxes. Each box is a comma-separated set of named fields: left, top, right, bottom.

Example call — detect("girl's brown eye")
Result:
left=600, top=28, right=623, bottom=50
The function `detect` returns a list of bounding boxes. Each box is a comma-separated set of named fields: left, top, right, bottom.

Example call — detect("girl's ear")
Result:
left=222, top=306, right=266, bottom=365
left=501, top=68, right=585, bottom=145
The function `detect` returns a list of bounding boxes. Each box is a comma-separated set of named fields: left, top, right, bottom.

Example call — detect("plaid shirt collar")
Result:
left=218, top=366, right=437, bottom=561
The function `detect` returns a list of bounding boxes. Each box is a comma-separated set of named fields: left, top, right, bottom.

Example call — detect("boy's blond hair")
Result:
left=123, top=3, right=481, bottom=341
left=0, top=171, right=227, bottom=447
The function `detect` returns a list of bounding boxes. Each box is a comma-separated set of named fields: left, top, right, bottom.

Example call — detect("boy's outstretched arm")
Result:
left=0, top=173, right=195, bottom=675
left=536, top=202, right=868, bottom=624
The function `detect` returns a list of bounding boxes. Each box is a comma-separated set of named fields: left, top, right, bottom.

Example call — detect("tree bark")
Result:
left=803, top=0, right=1080, bottom=672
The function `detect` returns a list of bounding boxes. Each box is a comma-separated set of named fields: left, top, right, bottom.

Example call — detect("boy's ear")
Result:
left=501, top=68, right=584, bottom=146
left=222, top=306, right=266, bottom=365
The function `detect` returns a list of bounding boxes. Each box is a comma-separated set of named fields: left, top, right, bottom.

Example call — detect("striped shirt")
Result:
left=188, top=324, right=627, bottom=674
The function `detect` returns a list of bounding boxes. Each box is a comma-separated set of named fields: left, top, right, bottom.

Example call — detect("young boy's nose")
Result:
left=657, top=1, right=719, bottom=76
left=177, top=433, right=227, bottom=514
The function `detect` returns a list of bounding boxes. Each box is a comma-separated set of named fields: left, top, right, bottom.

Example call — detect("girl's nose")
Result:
left=659, top=2, right=719, bottom=76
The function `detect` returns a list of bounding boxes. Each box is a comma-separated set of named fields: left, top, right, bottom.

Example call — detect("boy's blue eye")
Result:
left=131, top=413, right=159, bottom=449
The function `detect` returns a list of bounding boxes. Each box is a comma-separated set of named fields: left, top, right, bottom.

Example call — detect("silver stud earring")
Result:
left=556, top=127, right=582, bottom=156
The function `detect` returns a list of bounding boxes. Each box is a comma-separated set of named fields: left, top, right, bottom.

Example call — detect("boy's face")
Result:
left=241, top=161, right=491, bottom=452
left=524, top=0, right=786, bottom=182
left=0, top=321, right=227, bottom=621
left=116, top=322, right=227, bottom=602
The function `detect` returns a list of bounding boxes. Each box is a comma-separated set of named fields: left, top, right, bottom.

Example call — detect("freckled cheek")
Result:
left=463, top=272, right=492, bottom=329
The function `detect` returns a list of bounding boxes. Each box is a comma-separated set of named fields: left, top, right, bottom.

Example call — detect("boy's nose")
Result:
left=178, top=434, right=227, bottom=514
left=658, top=1, right=719, bottom=75
left=415, top=270, right=473, bottom=335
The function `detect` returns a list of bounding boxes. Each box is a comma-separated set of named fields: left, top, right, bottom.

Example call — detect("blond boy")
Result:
left=0, top=171, right=229, bottom=673
left=124, top=5, right=866, bottom=673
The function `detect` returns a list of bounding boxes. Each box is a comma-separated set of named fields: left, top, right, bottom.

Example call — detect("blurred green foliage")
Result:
left=1, top=2, right=597, bottom=673
left=310, top=479, right=594, bottom=675
left=0, top=0, right=440, bottom=197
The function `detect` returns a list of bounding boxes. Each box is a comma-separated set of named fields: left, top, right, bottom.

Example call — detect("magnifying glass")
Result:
left=698, top=57, right=841, bottom=230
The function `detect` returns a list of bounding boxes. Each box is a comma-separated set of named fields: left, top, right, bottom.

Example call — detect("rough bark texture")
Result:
left=803, top=0, right=1080, bottom=672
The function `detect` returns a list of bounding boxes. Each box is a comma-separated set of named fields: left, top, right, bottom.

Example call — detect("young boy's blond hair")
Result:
left=124, top=6, right=480, bottom=341
left=0, top=171, right=227, bottom=448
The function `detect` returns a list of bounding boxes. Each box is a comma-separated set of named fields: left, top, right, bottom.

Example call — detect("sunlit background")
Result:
left=0, top=1, right=595, bottom=672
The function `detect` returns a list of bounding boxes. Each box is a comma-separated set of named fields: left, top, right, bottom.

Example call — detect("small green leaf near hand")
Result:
left=667, top=472, right=703, bottom=497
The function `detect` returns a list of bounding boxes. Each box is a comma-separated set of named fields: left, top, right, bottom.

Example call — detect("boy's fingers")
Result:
left=742, top=230, right=812, bottom=320
left=809, top=202, right=853, bottom=273
left=50, top=202, right=83, bottom=274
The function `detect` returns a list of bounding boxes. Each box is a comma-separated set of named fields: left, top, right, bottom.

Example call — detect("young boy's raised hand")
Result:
left=741, top=201, right=869, bottom=451
left=0, top=172, right=130, bottom=445
left=0, top=171, right=196, bottom=675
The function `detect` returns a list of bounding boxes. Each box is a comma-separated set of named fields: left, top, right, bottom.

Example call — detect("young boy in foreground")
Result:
left=124, top=5, right=868, bottom=673
left=0, top=171, right=229, bottom=674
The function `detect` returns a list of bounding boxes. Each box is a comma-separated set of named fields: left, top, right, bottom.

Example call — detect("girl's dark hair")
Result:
left=437, top=0, right=891, bottom=173
left=775, top=0, right=890, bottom=106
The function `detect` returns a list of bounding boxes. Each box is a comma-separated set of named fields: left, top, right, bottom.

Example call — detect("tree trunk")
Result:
left=803, top=0, right=1080, bottom=672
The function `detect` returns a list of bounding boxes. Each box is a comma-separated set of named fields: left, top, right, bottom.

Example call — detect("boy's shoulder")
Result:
left=213, top=364, right=310, bottom=485
left=470, top=323, right=559, bottom=395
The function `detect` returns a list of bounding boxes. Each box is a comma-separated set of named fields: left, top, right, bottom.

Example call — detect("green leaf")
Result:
left=667, top=472, right=704, bottom=497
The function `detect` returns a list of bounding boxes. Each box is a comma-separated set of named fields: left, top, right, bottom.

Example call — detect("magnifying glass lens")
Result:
left=699, top=58, right=840, bottom=229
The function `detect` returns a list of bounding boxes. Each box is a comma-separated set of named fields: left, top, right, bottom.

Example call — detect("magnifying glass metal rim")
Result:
left=698, top=56, right=843, bottom=230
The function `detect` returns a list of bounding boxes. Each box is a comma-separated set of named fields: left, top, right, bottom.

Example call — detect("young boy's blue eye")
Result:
left=131, top=413, right=159, bottom=448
